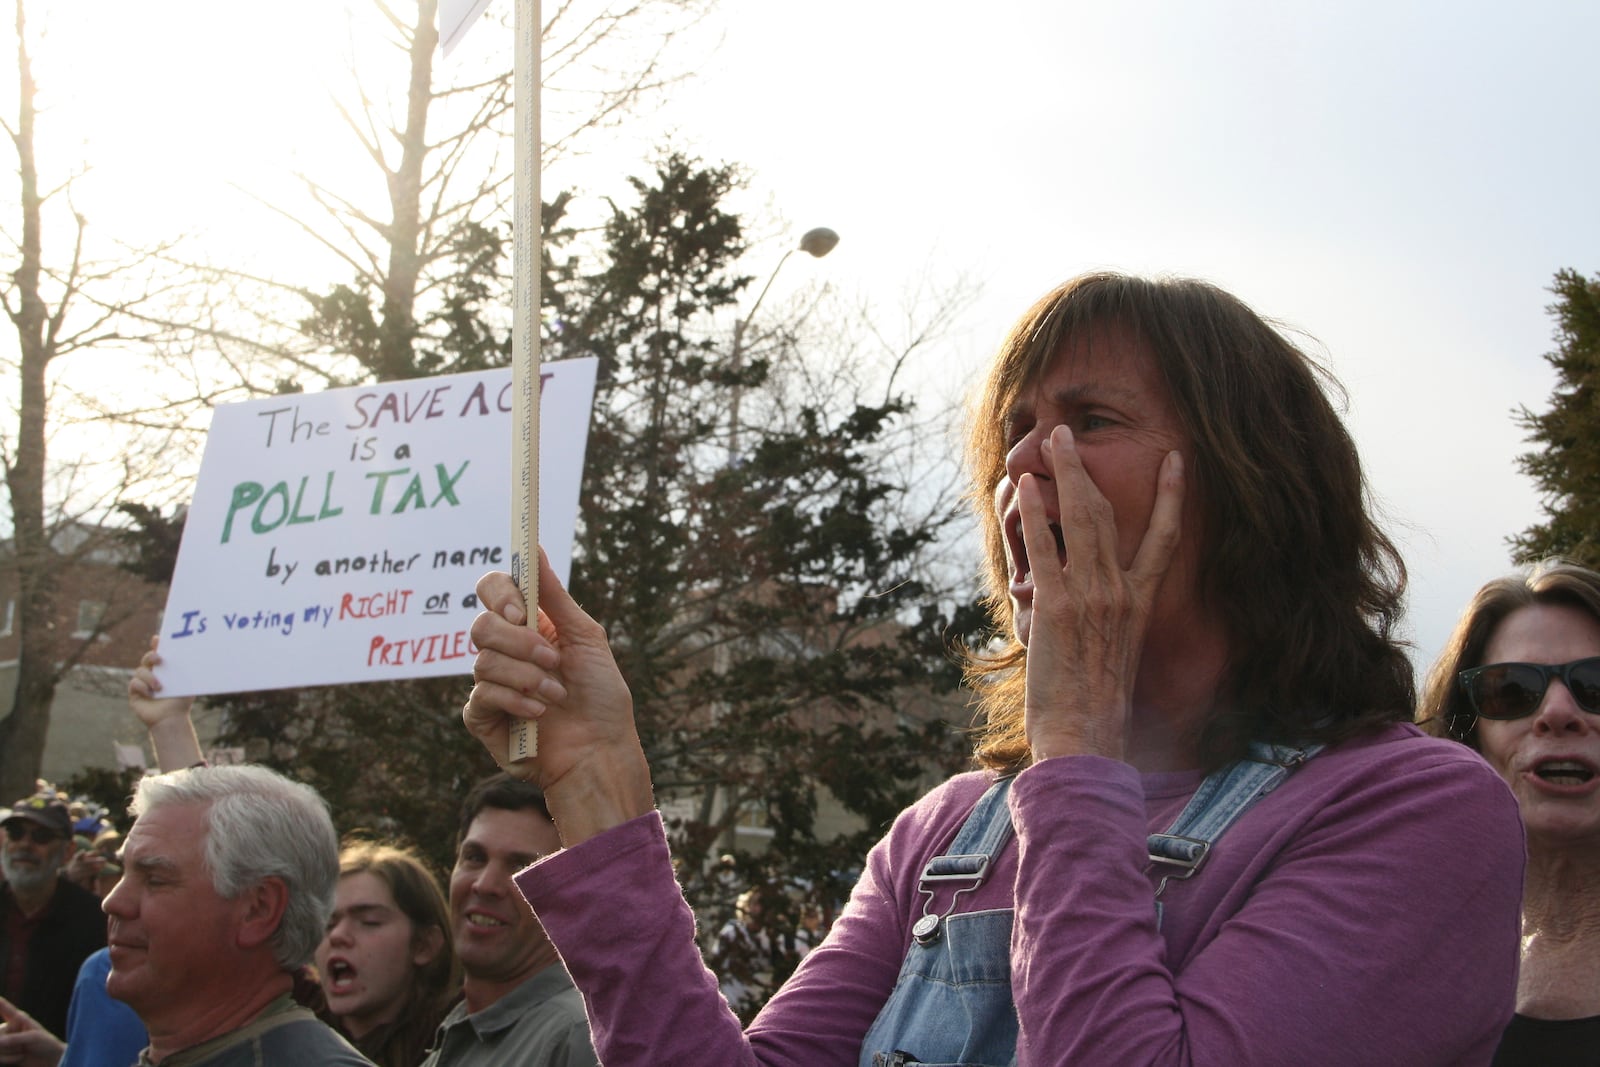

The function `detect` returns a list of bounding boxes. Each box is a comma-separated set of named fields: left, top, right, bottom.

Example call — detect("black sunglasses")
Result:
left=3, top=822, right=61, bottom=845
left=1458, top=656, right=1600, bottom=721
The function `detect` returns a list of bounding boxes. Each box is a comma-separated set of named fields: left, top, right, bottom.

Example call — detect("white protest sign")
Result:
left=155, top=360, right=597, bottom=697
left=440, top=0, right=496, bottom=56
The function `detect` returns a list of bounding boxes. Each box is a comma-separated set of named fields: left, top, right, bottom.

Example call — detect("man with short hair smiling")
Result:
left=0, top=790, right=105, bottom=1041
left=421, top=775, right=595, bottom=1066
left=102, top=764, right=372, bottom=1065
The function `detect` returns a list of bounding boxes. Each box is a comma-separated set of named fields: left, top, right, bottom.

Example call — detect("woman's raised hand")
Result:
left=128, top=636, right=195, bottom=729
left=128, top=636, right=204, bottom=772
left=465, top=547, right=654, bottom=846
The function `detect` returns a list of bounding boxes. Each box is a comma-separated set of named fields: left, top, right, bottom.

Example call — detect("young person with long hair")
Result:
left=318, top=840, right=459, bottom=1067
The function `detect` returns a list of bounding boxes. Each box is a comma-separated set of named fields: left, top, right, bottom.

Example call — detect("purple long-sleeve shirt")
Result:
left=517, top=723, right=1524, bottom=1066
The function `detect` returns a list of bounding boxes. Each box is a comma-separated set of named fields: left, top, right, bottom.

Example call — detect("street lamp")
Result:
left=714, top=225, right=838, bottom=852
left=728, top=227, right=839, bottom=463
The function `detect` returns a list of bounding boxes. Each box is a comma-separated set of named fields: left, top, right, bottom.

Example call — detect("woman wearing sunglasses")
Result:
left=1420, top=558, right=1600, bottom=1067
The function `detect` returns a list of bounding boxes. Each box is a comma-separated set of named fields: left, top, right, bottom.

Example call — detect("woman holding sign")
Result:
left=464, top=272, right=1523, bottom=1065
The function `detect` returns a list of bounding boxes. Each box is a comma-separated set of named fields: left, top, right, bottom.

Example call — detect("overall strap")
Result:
left=1146, top=741, right=1324, bottom=901
left=911, top=775, right=1015, bottom=945
left=926, top=775, right=1017, bottom=877
left=868, top=746, right=1325, bottom=1066
left=911, top=743, right=1323, bottom=942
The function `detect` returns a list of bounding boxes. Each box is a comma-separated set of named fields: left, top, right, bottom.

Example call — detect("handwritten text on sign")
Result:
left=155, top=361, right=597, bottom=697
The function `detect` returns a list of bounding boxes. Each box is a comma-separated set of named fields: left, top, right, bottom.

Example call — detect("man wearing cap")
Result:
left=1, top=790, right=106, bottom=1040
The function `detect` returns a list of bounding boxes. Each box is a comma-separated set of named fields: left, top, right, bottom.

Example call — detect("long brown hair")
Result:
left=334, top=839, right=460, bottom=1067
left=964, top=273, right=1413, bottom=772
left=1418, top=559, right=1600, bottom=748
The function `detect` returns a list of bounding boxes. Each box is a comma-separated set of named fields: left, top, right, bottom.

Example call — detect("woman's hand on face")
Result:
left=465, top=548, right=654, bottom=846
left=1018, top=425, right=1184, bottom=763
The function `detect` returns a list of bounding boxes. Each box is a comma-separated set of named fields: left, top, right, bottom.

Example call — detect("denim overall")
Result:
left=857, top=743, right=1321, bottom=1067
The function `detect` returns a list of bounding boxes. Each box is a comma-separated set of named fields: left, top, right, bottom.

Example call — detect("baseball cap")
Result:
left=4, top=792, right=73, bottom=839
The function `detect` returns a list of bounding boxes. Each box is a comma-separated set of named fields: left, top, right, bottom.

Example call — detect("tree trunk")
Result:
left=0, top=0, right=61, bottom=801
left=375, top=0, right=437, bottom=381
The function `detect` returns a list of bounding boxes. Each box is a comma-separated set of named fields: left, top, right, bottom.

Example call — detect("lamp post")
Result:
left=727, top=227, right=839, bottom=464
left=714, top=227, right=837, bottom=854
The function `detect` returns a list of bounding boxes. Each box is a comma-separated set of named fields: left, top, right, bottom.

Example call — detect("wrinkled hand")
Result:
left=1019, top=426, right=1184, bottom=763
left=465, top=548, right=653, bottom=846
left=0, top=997, right=64, bottom=1067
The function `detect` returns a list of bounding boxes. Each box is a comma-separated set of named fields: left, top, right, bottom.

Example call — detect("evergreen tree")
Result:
left=1512, top=268, right=1600, bottom=565
left=206, top=157, right=983, bottom=995
left=544, top=154, right=977, bottom=1016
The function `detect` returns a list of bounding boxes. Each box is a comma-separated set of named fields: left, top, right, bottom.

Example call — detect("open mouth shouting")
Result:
left=1003, top=489, right=1066, bottom=595
left=325, top=956, right=359, bottom=996
left=1528, top=756, right=1598, bottom=791
left=995, top=472, right=1069, bottom=649
left=1007, top=511, right=1066, bottom=586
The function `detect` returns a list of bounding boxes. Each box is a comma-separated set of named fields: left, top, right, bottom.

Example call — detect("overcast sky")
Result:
left=24, top=0, right=1600, bottom=678
left=633, top=0, right=1600, bottom=676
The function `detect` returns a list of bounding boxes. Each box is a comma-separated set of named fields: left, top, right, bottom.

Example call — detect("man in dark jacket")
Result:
left=1, top=791, right=106, bottom=1039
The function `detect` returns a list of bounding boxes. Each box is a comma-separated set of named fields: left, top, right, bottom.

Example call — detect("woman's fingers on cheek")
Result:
left=1046, top=427, right=1116, bottom=561
left=1017, top=475, right=1059, bottom=587
left=1133, top=451, right=1185, bottom=581
left=1042, top=430, right=1081, bottom=530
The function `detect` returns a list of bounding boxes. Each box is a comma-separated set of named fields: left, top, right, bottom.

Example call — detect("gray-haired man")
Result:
left=102, top=764, right=371, bottom=1065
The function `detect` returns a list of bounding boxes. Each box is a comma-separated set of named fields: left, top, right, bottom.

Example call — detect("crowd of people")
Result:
left=0, top=646, right=597, bottom=1067
left=1, top=272, right=1597, bottom=1065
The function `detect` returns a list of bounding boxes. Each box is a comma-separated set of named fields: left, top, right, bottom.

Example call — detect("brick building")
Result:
left=0, top=525, right=210, bottom=785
